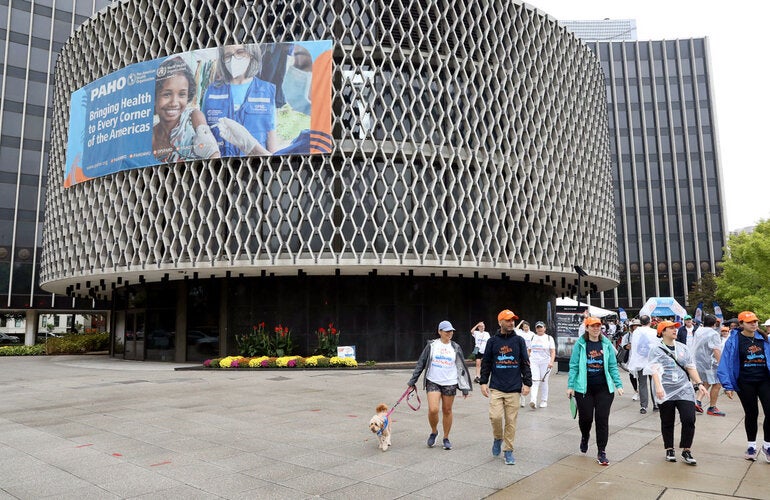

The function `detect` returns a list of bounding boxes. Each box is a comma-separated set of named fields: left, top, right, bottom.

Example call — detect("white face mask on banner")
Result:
left=226, top=56, right=250, bottom=79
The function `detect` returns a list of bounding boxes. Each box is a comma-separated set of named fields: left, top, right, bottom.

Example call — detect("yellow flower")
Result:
left=249, top=356, right=270, bottom=367
left=330, top=356, right=357, bottom=367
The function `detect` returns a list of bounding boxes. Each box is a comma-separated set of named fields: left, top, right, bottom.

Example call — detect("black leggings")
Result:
left=575, top=384, right=615, bottom=452
left=628, top=371, right=638, bottom=392
left=658, top=399, right=696, bottom=449
left=736, top=379, right=770, bottom=442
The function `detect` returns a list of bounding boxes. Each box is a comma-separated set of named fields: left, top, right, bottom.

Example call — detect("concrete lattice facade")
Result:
left=38, top=0, right=618, bottom=360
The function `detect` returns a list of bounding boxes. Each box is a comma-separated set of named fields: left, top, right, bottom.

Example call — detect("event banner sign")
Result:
left=64, top=40, right=333, bottom=187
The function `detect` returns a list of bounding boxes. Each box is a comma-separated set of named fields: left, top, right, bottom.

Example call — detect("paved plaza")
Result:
left=0, top=355, right=766, bottom=499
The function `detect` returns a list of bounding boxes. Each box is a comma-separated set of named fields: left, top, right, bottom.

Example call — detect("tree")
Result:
left=688, top=273, right=719, bottom=313
left=716, top=219, right=770, bottom=321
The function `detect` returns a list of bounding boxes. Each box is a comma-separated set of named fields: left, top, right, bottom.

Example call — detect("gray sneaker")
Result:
left=427, top=432, right=437, bottom=447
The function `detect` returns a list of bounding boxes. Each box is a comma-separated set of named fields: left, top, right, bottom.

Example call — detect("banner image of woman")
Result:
left=152, top=56, right=219, bottom=162
left=202, top=44, right=278, bottom=157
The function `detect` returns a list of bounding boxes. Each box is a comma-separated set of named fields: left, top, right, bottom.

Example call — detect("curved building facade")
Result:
left=41, top=0, right=618, bottom=361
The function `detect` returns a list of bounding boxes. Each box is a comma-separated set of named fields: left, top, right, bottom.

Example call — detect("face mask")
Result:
left=226, top=57, right=250, bottom=79
left=282, top=65, right=312, bottom=114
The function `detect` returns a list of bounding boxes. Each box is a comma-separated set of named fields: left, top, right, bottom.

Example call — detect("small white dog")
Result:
left=368, top=403, right=391, bottom=451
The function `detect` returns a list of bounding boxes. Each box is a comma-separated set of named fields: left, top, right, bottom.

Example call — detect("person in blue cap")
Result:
left=408, top=320, right=472, bottom=451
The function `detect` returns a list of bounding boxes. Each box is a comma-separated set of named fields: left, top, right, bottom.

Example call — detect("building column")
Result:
left=175, top=281, right=186, bottom=362
left=24, top=310, right=38, bottom=346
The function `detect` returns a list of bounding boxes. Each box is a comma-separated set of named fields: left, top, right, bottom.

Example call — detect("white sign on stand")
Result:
left=337, top=346, right=356, bottom=359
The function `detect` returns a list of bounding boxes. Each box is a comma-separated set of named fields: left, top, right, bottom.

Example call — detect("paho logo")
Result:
left=90, top=76, right=126, bottom=101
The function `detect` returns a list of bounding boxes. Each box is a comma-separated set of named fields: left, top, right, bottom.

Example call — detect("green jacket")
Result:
left=567, top=335, right=623, bottom=394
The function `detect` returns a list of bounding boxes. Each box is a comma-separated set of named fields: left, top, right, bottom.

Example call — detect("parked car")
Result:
left=0, top=332, right=21, bottom=345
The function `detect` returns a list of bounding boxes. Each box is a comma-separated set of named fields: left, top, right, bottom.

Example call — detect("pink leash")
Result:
left=379, top=387, right=421, bottom=435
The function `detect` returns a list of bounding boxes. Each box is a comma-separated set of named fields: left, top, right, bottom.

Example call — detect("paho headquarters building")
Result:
left=40, top=0, right=618, bottom=362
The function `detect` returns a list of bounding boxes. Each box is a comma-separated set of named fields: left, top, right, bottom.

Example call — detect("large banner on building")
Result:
left=64, top=40, right=333, bottom=187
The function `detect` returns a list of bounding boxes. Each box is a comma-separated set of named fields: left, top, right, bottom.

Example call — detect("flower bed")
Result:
left=203, top=354, right=357, bottom=369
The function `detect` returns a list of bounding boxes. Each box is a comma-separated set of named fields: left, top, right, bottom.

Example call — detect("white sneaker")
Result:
left=632, top=393, right=639, bottom=401
left=539, top=401, right=548, bottom=408
left=520, top=399, right=526, bottom=407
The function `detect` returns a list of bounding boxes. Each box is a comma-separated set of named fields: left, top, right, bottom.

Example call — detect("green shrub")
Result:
left=0, top=344, right=46, bottom=356
left=45, top=332, right=109, bottom=354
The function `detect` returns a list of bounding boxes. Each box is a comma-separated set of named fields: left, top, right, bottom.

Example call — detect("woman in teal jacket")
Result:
left=567, top=317, right=624, bottom=466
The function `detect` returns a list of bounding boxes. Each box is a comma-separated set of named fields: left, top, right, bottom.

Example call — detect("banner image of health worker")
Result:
left=63, top=40, right=332, bottom=188
left=202, top=41, right=331, bottom=158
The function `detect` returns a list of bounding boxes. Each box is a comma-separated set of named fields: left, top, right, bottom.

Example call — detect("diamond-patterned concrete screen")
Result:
left=41, top=0, right=618, bottom=300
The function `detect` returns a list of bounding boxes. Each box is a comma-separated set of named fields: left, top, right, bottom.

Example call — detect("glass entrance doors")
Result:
left=123, top=311, right=145, bottom=360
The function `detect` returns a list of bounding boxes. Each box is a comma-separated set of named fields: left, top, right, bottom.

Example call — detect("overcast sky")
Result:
left=526, top=0, right=768, bottom=231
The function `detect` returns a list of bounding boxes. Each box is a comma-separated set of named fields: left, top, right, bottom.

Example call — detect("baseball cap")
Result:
left=497, top=309, right=519, bottom=321
left=535, top=321, right=545, bottom=328
left=738, top=311, right=758, bottom=323
left=438, top=320, right=455, bottom=331
left=764, top=319, right=770, bottom=326
left=629, top=318, right=641, bottom=326
left=584, top=317, right=602, bottom=327
left=683, top=315, right=692, bottom=320
left=656, top=320, right=681, bottom=334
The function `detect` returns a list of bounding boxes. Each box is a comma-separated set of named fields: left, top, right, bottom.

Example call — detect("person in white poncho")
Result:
left=645, top=320, right=709, bottom=465
left=690, top=314, right=725, bottom=416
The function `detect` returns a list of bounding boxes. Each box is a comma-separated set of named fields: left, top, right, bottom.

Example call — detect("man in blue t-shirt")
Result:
left=479, top=309, right=532, bottom=465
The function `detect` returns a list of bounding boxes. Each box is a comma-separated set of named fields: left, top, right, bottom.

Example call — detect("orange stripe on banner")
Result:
left=310, top=50, right=333, bottom=146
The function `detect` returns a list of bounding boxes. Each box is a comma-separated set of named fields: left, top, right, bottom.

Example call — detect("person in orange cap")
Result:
left=479, top=309, right=532, bottom=465
left=717, top=311, right=770, bottom=461
left=646, top=320, right=708, bottom=465
left=567, top=317, right=624, bottom=466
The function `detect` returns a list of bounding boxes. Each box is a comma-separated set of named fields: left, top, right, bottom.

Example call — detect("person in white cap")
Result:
left=408, top=320, right=473, bottom=451
left=527, top=321, right=555, bottom=408
left=764, top=318, right=770, bottom=335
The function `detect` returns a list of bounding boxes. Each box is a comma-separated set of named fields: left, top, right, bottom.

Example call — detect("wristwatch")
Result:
left=693, top=382, right=703, bottom=391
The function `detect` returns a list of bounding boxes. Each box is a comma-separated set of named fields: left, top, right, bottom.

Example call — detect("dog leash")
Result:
left=379, top=386, right=421, bottom=436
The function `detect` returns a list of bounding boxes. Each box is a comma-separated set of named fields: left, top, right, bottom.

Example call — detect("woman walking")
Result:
left=646, top=321, right=709, bottom=465
left=567, top=317, right=624, bottom=465
left=408, top=320, right=473, bottom=450
left=717, top=311, right=770, bottom=461
left=528, top=321, right=556, bottom=408
left=471, top=321, right=490, bottom=383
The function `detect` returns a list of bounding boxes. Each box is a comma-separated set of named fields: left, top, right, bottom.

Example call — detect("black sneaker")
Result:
left=665, top=449, right=676, bottom=462
left=474, top=377, right=481, bottom=384
left=597, top=451, right=609, bottom=466
left=640, top=408, right=647, bottom=414
left=681, top=450, right=697, bottom=465
left=653, top=406, right=659, bottom=412
left=580, top=436, right=589, bottom=453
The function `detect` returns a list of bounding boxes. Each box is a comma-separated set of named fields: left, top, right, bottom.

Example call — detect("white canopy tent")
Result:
left=556, top=298, right=616, bottom=318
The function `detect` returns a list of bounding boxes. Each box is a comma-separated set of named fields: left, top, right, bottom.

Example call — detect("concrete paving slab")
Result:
left=0, top=355, right=765, bottom=499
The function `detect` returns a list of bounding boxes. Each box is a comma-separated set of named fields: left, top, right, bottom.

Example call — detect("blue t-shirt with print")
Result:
left=585, top=340, right=606, bottom=387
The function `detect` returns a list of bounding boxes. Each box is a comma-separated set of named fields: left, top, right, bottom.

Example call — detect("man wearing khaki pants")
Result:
left=480, top=309, right=532, bottom=465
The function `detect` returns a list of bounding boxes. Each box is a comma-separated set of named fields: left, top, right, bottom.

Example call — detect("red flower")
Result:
left=252, top=325, right=257, bottom=331
left=259, top=321, right=265, bottom=328
left=328, top=323, right=334, bottom=329
left=319, top=327, right=326, bottom=334
left=330, top=328, right=337, bottom=335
